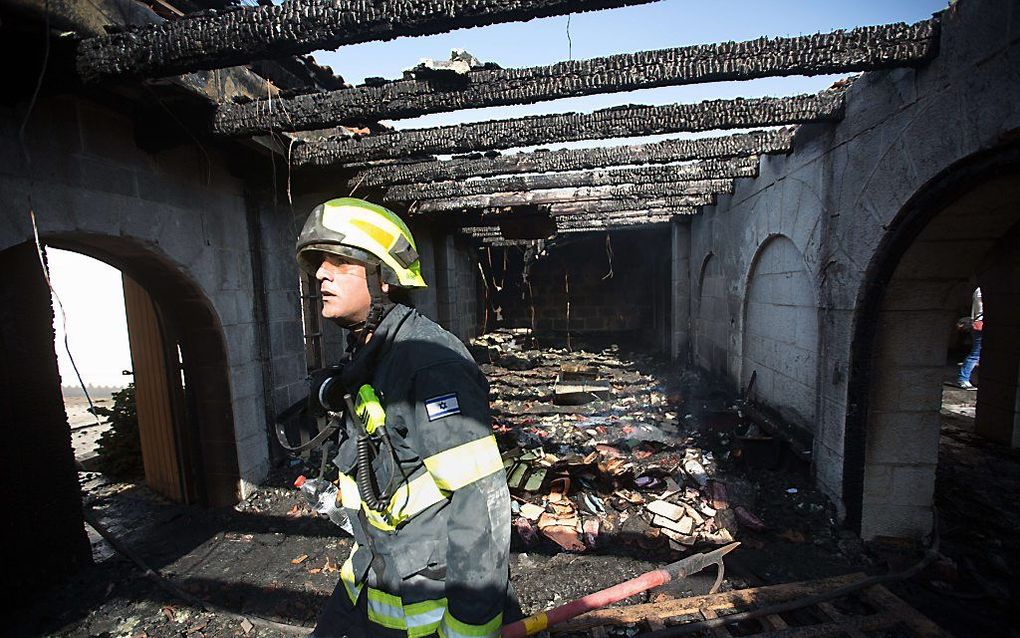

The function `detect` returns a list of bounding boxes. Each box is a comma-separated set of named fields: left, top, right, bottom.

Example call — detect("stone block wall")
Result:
left=0, top=94, right=278, bottom=500
left=686, top=0, right=1020, bottom=537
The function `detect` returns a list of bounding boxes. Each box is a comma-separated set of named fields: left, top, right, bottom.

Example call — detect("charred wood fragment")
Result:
left=352, top=129, right=792, bottom=187
left=293, top=92, right=844, bottom=166
left=216, top=19, right=935, bottom=135
left=384, top=156, right=758, bottom=201
left=412, top=182, right=727, bottom=213
left=77, top=0, right=661, bottom=82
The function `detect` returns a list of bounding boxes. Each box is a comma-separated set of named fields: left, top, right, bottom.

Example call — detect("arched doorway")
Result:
left=45, top=233, right=243, bottom=507
left=846, top=143, right=1020, bottom=539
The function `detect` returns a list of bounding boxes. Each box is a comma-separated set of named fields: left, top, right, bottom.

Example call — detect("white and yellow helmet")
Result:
left=296, top=198, right=427, bottom=289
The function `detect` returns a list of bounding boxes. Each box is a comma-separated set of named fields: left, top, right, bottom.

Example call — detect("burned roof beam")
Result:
left=216, top=20, right=935, bottom=136
left=294, top=92, right=844, bottom=166
left=352, top=129, right=793, bottom=187
left=557, top=220, right=671, bottom=233
left=384, top=156, right=758, bottom=201
left=545, top=198, right=697, bottom=216
left=77, top=0, right=662, bottom=82
left=412, top=181, right=728, bottom=213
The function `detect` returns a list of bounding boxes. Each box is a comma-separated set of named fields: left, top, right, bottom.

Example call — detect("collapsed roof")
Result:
left=71, top=0, right=942, bottom=239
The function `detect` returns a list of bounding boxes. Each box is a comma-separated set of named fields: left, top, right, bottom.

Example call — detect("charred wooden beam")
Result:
left=77, top=0, right=661, bottom=82
left=352, top=129, right=793, bottom=187
left=217, top=20, right=935, bottom=136
left=412, top=181, right=727, bottom=213
left=384, top=156, right=757, bottom=201
left=558, top=220, right=670, bottom=233
left=294, top=92, right=844, bottom=166
left=546, top=198, right=696, bottom=216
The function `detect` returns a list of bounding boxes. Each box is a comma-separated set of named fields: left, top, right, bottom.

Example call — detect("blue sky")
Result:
left=311, top=0, right=948, bottom=135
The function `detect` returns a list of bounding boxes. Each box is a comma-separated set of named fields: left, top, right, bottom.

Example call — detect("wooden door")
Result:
left=122, top=275, right=185, bottom=502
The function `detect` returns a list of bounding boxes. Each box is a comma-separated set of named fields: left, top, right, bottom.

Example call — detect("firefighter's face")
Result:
left=315, top=253, right=371, bottom=324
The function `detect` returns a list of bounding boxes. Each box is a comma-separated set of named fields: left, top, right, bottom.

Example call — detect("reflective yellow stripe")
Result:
left=364, top=470, right=448, bottom=531
left=405, top=598, right=448, bottom=638
left=350, top=217, right=398, bottom=252
left=337, top=472, right=361, bottom=510
left=424, top=435, right=504, bottom=492
left=367, top=587, right=407, bottom=630
left=438, top=610, right=503, bottom=638
left=340, top=551, right=362, bottom=605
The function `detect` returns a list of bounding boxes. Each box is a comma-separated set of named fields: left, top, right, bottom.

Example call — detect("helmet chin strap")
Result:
left=345, top=262, right=392, bottom=348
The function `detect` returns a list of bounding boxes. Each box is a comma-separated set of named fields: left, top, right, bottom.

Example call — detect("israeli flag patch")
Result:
left=424, top=393, right=460, bottom=421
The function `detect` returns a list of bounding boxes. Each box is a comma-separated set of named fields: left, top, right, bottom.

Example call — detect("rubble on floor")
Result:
left=22, top=334, right=877, bottom=637
left=472, top=329, right=844, bottom=571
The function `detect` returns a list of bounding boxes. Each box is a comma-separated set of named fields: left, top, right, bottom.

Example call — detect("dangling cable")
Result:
left=602, top=231, right=615, bottom=280
left=31, top=211, right=102, bottom=429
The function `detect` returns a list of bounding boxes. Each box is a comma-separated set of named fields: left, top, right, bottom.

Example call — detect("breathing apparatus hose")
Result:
left=344, top=393, right=396, bottom=513
left=356, top=433, right=386, bottom=511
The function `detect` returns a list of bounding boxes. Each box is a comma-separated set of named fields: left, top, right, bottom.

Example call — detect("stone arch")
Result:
left=694, top=252, right=728, bottom=375
left=25, top=232, right=239, bottom=507
left=741, top=234, right=819, bottom=430
left=845, top=142, right=1020, bottom=539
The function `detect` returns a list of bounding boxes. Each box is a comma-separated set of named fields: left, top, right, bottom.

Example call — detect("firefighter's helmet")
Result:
left=296, top=198, right=427, bottom=289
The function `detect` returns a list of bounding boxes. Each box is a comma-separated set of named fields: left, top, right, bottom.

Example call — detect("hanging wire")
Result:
left=18, top=0, right=50, bottom=166
left=602, top=231, right=615, bottom=280
left=566, top=14, right=573, bottom=61
left=565, top=271, right=572, bottom=352
left=348, top=173, right=366, bottom=197
left=30, top=211, right=103, bottom=429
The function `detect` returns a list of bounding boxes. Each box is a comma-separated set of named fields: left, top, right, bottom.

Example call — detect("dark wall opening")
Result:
left=478, top=228, right=671, bottom=350
left=845, top=142, right=1020, bottom=537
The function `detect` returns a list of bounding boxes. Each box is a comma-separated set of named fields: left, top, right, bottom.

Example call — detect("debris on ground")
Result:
left=22, top=335, right=870, bottom=637
left=473, top=329, right=845, bottom=570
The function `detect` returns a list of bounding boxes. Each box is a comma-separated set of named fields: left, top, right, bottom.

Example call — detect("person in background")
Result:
left=957, top=287, right=983, bottom=390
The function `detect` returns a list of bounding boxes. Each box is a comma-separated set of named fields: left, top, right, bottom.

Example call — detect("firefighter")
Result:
left=295, top=198, right=514, bottom=638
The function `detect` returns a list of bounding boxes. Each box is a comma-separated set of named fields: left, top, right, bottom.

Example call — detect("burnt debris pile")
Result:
left=473, top=329, right=834, bottom=561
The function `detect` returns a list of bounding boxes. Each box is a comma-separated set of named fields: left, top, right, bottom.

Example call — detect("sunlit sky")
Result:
left=48, top=248, right=133, bottom=388
left=49, top=0, right=947, bottom=390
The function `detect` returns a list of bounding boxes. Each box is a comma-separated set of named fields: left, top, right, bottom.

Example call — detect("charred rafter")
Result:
left=545, top=198, right=696, bottom=216
left=557, top=219, right=671, bottom=233
left=352, top=129, right=793, bottom=187
left=294, top=92, right=843, bottom=166
left=384, top=156, right=758, bottom=202
left=77, top=0, right=661, bottom=82
left=216, top=20, right=935, bottom=136
left=412, top=181, right=727, bottom=213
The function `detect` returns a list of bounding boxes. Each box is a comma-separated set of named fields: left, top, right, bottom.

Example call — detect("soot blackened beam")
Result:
left=293, top=92, right=844, bottom=166
left=352, top=129, right=793, bottom=187
left=216, top=19, right=935, bottom=136
left=546, top=198, right=697, bottom=216
left=411, top=181, right=727, bottom=213
left=383, top=156, right=759, bottom=202
left=77, top=0, right=662, bottom=82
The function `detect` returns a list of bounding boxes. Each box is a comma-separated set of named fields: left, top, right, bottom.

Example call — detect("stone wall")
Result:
left=0, top=94, right=283, bottom=500
left=686, top=0, right=1020, bottom=537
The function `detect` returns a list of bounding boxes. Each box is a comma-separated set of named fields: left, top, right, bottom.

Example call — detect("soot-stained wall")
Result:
left=488, top=229, right=669, bottom=347
left=686, top=0, right=1020, bottom=538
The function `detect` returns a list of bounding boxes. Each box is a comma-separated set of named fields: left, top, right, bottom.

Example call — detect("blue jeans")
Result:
left=958, top=330, right=982, bottom=384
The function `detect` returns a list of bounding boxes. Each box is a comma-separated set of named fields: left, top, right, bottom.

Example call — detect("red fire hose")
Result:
left=501, top=542, right=739, bottom=638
